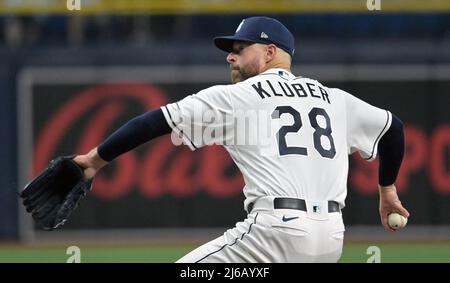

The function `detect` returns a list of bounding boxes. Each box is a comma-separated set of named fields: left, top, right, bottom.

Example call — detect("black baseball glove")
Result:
left=20, top=155, right=92, bottom=231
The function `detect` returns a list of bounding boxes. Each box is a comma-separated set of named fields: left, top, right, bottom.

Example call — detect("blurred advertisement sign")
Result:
left=20, top=67, right=245, bottom=229
left=18, top=66, right=449, bottom=230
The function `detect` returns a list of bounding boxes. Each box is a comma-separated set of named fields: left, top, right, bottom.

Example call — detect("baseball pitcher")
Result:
left=21, top=17, right=409, bottom=262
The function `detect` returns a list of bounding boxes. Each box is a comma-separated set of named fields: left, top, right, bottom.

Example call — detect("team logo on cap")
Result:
left=260, top=32, right=268, bottom=39
left=236, top=20, right=245, bottom=33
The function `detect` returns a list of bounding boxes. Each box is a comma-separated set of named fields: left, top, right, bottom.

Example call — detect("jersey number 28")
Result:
left=271, top=106, right=336, bottom=159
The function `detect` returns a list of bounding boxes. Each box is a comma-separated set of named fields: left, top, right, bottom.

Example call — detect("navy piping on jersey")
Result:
left=164, top=106, right=198, bottom=150
left=195, top=213, right=259, bottom=263
left=365, top=110, right=390, bottom=161
left=257, top=72, right=291, bottom=81
left=175, top=102, right=182, bottom=112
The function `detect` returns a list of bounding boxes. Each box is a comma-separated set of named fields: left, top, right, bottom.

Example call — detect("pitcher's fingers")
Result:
left=380, top=212, right=395, bottom=232
left=397, top=206, right=410, bottom=218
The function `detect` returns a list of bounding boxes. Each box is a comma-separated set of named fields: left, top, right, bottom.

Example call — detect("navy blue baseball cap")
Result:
left=214, top=16, right=295, bottom=56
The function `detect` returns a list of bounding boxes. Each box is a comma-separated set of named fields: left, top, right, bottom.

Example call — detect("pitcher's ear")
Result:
left=265, top=44, right=278, bottom=62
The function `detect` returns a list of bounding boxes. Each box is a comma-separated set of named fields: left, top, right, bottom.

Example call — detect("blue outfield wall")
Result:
left=0, top=51, right=18, bottom=239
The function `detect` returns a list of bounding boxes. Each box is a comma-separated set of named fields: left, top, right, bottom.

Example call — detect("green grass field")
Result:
left=1, top=242, right=450, bottom=263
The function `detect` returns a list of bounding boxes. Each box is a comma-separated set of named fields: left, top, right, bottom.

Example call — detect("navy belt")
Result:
left=247, top=198, right=340, bottom=213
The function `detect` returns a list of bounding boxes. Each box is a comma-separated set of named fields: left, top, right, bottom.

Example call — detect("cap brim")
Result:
left=213, top=35, right=256, bottom=53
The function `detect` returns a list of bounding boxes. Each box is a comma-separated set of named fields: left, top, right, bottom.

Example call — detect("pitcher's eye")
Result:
left=233, top=43, right=251, bottom=54
left=232, top=46, right=244, bottom=54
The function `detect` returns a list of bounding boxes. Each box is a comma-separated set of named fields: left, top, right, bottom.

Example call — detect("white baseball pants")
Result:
left=176, top=197, right=345, bottom=263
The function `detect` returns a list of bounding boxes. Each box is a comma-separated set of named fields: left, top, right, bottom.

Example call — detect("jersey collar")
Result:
left=260, top=68, right=296, bottom=80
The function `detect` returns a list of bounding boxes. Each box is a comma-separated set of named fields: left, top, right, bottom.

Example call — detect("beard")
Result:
left=230, top=59, right=261, bottom=83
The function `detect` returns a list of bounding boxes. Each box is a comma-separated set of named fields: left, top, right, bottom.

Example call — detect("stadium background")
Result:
left=0, top=0, right=449, bottom=262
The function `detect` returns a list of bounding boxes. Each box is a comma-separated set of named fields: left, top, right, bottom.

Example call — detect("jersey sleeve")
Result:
left=339, top=88, right=392, bottom=161
left=160, top=85, right=234, bottom=150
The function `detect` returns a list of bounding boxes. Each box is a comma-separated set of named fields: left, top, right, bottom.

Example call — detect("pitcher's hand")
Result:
left=379, top=184, right=410, bottom=232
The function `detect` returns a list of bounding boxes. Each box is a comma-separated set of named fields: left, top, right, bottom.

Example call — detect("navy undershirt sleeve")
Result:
left=97, top=108, right=172, bottom=162
left=377, top=114, right=405, bottom=186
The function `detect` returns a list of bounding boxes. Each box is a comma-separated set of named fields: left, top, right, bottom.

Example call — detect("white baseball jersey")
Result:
left=161, top=68, right=391, bottom=211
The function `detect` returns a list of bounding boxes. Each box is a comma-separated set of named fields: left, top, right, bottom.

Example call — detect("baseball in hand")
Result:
left=388, top=213, right=408, bottom=230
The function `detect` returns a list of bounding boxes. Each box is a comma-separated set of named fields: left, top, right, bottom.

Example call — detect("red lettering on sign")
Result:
left=350, top=155, right=378, bottom=196
left=165, top=148, right=198, bottom=197
left=430, top=126, right=450, bottom=194
left=350, top=125, right=428, bottom=195
left=199, top=146, right=244, bottom=197
left=137, top=138, right=175, bottom=198
left=35, top=81, right=245, bottom=200
left=34, top=83, right=168, bottom=200
left=34, top=83, right=167, bottom=173
left=395, top=125, right=427, bottom=192
left=76, top=101, right=136, bottom=199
